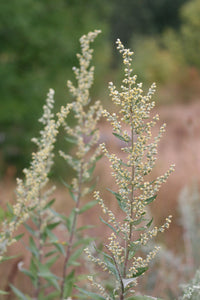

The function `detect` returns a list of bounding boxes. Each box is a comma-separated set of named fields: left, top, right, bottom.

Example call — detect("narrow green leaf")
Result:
left=44, top=199, right=56, bottom=209
left=94, top=153, right=103, bottom=162
left=63, top=270, right=75, bottom=298
left=38, top=264, right=60, bottom=290
left=112, top=132, right=130, bottom=142
left=77, top=225, right=95, bottom=232
left=20, top=268, right=35, bottom=281
left=132, top=216, right=144, bottom=226
left=67, top=246, right=85, bottom=266
left=69, top=189, right=77, bottom=202
left=24, top=223, right=36, bottom=236
left=14, top=233, right=24, bottom=241
left=107, top=188, right=126, bottom=212
left=88, top=164, right=95, bottom=178
left=6, top=202, right=13, bottom=214
left=10, top=284, right=29, bottom=300
left=132, top=266, right=148, bottom=278
left=28, top=237, right=38, bottom=257
left=76, top=286, right=106, bottom=300
left=73, top=237, right=93, bottom=248
left=43, top=291, right=60, bottom=300
left=100, top=216, right=118, bottom=234
left=0, top=290, right=9, bottom=295
left=53, top=242, right=66, bottom=256
left=0, top=255, right=18, bottom=262
left=79, top=200, right=97, bottom=214
left=66, top=210, right=75, bottom=231
left=144, top=195, right=157, bottom=205
left=127, top=296, right=163, bottom=300
left=104, top=255, right=119, bottom=280
left=46, top=221, right=61, bottom=230
left=46, top=255, right=59, bottom=268
left=44, top=250, right=58, bottom=258
left=65, top=135, right=77, bottom=144
left=146, top=218, right=153, bottom=228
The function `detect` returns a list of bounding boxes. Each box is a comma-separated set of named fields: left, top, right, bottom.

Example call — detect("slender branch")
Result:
left=34, top=212, right=43, bottom=299
left=60, top=163, right=83, bottom=299
left=123, top=86, right=135, bottom=278
left=106, top=246, right=124, bottom=300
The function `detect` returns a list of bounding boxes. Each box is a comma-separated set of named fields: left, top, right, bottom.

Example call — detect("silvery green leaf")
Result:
left=122, top=277, right=137, bottom=288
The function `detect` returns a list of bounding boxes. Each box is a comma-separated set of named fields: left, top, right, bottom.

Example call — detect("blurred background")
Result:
left=1, top=0, right=200, bottom=178
left=0, top=0, right=200, bottom=299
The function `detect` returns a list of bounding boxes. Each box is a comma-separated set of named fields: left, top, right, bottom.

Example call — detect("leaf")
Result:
left=0, top=290, right=9, bottom=295
left=100, top=216, right=118, bottom=234
left=38, top=264, right=60, bottom=290
left=76, top=286, right=106, bottom=300
left=122, top=277, right=137, bottom=288
left=10, top=284, right=29, bottom=300
left=146, top=218, right=153, bottom=228
left=28, top=237, right=38, bottom=257
left=69, top=189, right=77, bottom=202
left=87, top=164, right=95, bottom=178
left=65, top=135, right=77, bottom=144
left=46, top=221, right=61, bottom=230
left=132, top=266, right=148, bottom=278
left=127, top=296, right=163, bottom=300
left=24, top=223, right=36, bottom=236
left=13, top=233, right=24, bottom=241
left=63, top=270, right=75, bottom=298
left=104, top=255, right=119, bottom=280
left=20, top=268, right=35, bottom=281
left=44, top=198, right=56, bottom=209
left=66, top=210, right=75, bottom=231
left=67, top=246, right=85, bottom=267
left=44, top=250, right=58, bottom=258
left=0, top=255, right=18, bottom=262
left=46, top=255, right=59, bottom=268
left=53, top=242, right=66, bottom=256
left=94, top=153, right=103, bottom=162
left=112, top=132, right=130, bottom=142
left=43, top=291, right=60, bottom=300
left=107, top=188, right=126, bottom=212
left=144, top=195, right=157, bottom=205
left=73, top=237, right=93, bottom=248
left=79, top=200, right=97, bottom=214
left=77, top=225, right=95, bottom=232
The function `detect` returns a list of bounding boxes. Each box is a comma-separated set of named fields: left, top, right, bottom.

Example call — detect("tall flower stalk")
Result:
left=0, top=89, right=65, bottom=259
left=58, top=30, right=103, bottom=299
left=85, top=39, right=175, bottom=299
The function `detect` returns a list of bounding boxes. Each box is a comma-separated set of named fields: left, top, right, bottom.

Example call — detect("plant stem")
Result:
left=106, top=246, right=124, bottom=300
left=60, top=164, right=83, bottom=299
left=123, top=103, right=135, bottom=278
left=34, top=212, right=43, bottom=299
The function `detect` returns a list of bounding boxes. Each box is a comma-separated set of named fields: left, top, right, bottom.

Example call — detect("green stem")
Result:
left=34, top=210, right=43, bottom=299
left=123, top=85, right=135, bottom=278
left=60, top=163, right=83, bottom=299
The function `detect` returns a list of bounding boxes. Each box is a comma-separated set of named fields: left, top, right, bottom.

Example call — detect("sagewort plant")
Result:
left=0, top=89, right=71, bottom=298
left=58, top=29, right=103, bottom=299
left=0, top=30, right=103, bottom=299
left=0, top=88, right=65, bottom=259
left=85, top=39, right=175, bottom=299
left=0, top=31, right=178, bottom=300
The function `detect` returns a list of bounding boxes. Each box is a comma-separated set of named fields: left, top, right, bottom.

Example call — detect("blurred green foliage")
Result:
left=1, top=0, right=200, bottom=177
left=0, top=0, right=110, bottom=176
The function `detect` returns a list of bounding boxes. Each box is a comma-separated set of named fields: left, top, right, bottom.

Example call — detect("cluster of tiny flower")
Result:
left=87, top=39, right=175, bottom=297
left=0, top=89, right=71, bottom=258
